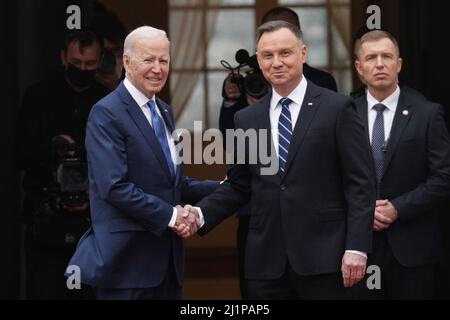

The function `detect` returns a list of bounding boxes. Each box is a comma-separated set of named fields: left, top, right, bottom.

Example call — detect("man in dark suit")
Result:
left=353, top=30, right=450, bottom=299
left=177, top=21, right=375, bottom=299
left=66, top=26, right=218, bottom=300
left=219, top=6, right=338, bottom=300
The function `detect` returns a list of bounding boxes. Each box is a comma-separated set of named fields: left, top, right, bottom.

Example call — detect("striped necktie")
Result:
left=278, top=97, right=293, bottom=175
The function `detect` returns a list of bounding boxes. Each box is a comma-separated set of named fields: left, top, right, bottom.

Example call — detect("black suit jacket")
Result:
left=303, top=63, right=337, bottom=92
left=354, top=89, right=450, bottom=267
left=198, top=81, right=375, bottom=279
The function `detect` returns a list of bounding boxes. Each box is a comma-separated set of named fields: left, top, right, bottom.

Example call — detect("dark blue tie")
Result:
left=148, top=100, right=175, bottom=179
left=372, top=103, right=387, bottom=184
left=278, top=97, right=293, bottom=175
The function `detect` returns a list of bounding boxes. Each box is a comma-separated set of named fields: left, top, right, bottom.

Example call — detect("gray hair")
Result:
left=256, top=20, right=303, bottom=46
left=123, top=26, right=169, bottom=57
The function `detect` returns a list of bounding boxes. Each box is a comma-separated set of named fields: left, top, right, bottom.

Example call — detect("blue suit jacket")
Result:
left=67, top=82, right=218, bottom=289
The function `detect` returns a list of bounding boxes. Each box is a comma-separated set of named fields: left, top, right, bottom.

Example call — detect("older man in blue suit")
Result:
left=66, top=26, right=218, bottom=300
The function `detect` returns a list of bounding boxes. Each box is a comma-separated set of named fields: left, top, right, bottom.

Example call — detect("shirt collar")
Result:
left=124, top=78, right=155, bottom=107
left=367, top=85, right=400, bottom=113
left=271, top=75, right=308, bottom=109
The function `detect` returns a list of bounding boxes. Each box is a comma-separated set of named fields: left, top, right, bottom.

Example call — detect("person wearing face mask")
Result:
left=17, top=30, right=109, bottom=299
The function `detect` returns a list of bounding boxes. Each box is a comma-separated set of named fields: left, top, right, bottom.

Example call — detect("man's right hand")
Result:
left=172, top=205, right=200, bottom=238
left=223, top=73, right=242, bottom=101
left=53, top=134, right=76, bottom=157
left=373, top=199, right=397, bottom=231
left=341, top=251, right=367, bottom=287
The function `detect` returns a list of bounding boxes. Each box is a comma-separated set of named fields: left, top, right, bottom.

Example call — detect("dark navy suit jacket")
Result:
left=67, top=82, right=218, bottom=289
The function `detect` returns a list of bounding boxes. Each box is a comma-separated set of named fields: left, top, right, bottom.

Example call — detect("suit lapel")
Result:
left=253, top=95, right=279, bottom=178
left=116, top=83, right=173, bottom=182
left=354, top=93, right=377, bottom=180
left=156, top=97, right=179, bottom=184
left=282, top=82, right=321, bottom=179
left=255, top=94, right=273, bottom=156
left=156, top=97, right=175, bottom=133
left=382, top=91, right=412, bottom=177
left=354, top=94, right=371, bottom=145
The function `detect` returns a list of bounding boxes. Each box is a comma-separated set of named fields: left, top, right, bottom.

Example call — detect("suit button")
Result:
left=280, top=185, right=286, bottom=191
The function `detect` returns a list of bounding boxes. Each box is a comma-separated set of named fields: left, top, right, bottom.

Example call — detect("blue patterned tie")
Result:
left=278, top=97, right=293, bottom=175
left=148, top=100, right=175, bottom=179
left=372, top=103, right=387, bottom=184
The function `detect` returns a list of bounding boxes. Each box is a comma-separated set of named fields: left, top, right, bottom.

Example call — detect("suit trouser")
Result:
left=236, top=214, right=250, bottom=300
left=247, top=259, right=352, bottom=300
left=354, top=231, right=435, bottom=300
left=95, top=253, right=182, bottom=300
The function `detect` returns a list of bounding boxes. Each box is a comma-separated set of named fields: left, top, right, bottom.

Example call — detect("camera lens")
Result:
left=244, top=73, right=268, bottom=99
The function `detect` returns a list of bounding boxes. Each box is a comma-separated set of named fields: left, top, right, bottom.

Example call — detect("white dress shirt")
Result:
left=123, top=78, right=179, bottom=227
left=367, top=85, right=400, bottom=144
left=270, top=77, right=307, bottom=157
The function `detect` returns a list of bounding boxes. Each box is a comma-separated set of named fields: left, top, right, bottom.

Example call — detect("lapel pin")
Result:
left=402, top=110, right=409, bottom=116
left=307, top=102, right=313, bottom=106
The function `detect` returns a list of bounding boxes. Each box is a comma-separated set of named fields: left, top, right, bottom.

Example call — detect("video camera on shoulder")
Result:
left=50, top=135, right=89, bottom=209
left=29, top=137, right=90, bottom=247
left=221, top=49, right=269, bottom=100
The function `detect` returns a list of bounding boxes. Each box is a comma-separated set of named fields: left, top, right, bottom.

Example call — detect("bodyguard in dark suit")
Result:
left=178, top=21, right=375, bottom=299
left=353, top=30, right=450, bottom=299
left=66, top=26, right=218, bottom=300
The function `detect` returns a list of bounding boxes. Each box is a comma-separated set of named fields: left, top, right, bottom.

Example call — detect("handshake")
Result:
left=172, top=205, right=201, bottom=238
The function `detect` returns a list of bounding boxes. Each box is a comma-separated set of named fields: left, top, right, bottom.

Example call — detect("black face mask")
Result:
left=65, top=62, right=96, bottom=88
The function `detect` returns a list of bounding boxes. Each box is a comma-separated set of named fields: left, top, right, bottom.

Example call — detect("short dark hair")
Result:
left=256, top=20, right=303, bottom=45
left=62, top=30, right=103, bottom=55
left=261, top=7, right=300, bottom=28
left=354, top=30, right=400, bottom=60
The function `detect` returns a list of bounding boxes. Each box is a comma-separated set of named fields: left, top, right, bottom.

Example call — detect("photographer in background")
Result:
left=17, top=30, right=109, bottom=299
left=219, top=49, right=269, bottom=138
left=218, top=7, right=338, bottom=300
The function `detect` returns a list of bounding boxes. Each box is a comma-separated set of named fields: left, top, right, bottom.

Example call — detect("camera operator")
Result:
left=17, top=30, right=109, bottom=299
left=219, top=49, right=269, bottom=139
left=218, top=7, right=338, bottom=300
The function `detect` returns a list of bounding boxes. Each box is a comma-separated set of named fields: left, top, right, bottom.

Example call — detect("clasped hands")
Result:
left=373, top=199, right=398, bottom=231
left=171, top=205, right=201, bottom=238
